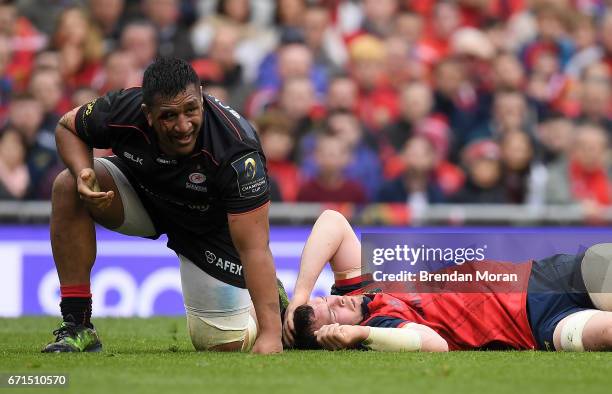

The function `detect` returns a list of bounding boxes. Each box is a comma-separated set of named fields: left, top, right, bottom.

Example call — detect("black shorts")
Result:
left=526, top=254, right=595, bottom=350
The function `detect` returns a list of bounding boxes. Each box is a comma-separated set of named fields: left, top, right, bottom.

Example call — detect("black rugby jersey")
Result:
left=75, top=87, right=270, bottom=287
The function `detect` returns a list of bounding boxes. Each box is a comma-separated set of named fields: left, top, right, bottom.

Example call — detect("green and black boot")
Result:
left=42, top=320, right=102, bottom=353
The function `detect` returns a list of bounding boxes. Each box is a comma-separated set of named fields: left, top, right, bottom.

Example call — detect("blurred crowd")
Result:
left=1, top=0, right=612, bottom=213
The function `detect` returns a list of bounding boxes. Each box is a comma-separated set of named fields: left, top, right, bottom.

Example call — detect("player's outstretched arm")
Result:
left=55, top=107, right=114, bottom=209
left=228, top=203, right=282, bottom=354
left=284, top=210, right=362, bottom=345
left=314, top=323, right=449, bottom=352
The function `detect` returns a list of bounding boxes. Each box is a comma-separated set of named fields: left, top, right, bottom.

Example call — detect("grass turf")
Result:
left=1, top=317, right=611, bottom=394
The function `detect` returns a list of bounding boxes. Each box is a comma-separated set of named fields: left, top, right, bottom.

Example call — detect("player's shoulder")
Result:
left=84, top=87, right=144, bottom=125
left=202, top=94, right=260, bottom=148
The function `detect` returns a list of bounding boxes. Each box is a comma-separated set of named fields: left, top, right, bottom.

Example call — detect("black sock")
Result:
left=60, top=297, right=93, bottom=328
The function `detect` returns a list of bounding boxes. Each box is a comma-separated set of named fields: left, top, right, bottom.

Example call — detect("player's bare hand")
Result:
left=314, top=324, right=368, bottom=350
left=282, top=301, right=301, bottom=346
left=251, top=332, right=283, bottom=354
left=77, top=168, right=114, bottom=210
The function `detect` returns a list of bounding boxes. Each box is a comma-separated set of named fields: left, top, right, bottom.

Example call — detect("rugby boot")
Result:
left=41, top=321, right=102, bottom=353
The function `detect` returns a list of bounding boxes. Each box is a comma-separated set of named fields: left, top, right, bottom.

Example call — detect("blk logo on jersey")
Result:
left=123, top=151, right=143, bottom=165
left=231, top=152, right=268, bottom=198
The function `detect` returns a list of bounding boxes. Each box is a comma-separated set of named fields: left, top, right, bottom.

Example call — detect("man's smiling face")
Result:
left=143, top=83, right=203, bottom=157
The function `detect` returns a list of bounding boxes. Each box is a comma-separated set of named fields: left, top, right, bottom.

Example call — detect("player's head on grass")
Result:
left=141, top=57, right=203, bottom=157
left=293, top=305, right=321, bottom=349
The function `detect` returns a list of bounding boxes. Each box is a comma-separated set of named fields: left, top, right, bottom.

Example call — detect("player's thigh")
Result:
left=180, top=255, right=256, bottom=351
left=553, top=310, right=612, bottom=351
left=581, top=243, right=612, bottom=310
left=92, top=158, right=157, bottom=237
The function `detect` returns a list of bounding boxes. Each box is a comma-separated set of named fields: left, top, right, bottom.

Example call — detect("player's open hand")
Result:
left=251, top=332, right=283, bottom=354
left=282, top=302, right=301, bottom=346
left=77, top=168, right=114, bottom=210
left=314, top=324, right=369, bottom=351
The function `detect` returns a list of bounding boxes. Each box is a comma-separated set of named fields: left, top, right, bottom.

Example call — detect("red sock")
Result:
left=60, top=283, right=92, bottom=298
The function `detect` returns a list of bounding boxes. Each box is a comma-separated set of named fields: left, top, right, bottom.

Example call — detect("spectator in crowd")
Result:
left=273, top=76, right=322, bottom=141
left=0, top=34, right=12, bottom=120
left=274, top=0, right=305, bottom=34
left=28, top=68, right=65, bottom=131
left=452, top=139, right=507, bottom=203
left=377, top=135, right=446, bottom=206
left=500, top=130, right=546, bottom=205
left=545, top=124, right=612, bottom=206
left=433, top=58, right=490, bottom=157
left=297, top=134, right=367, bottom=204
left=575, top=79, right=612, bottom=133
left=382, top=82, right=443, bottom=153
left=565, top=14, right=599, bottom=80
left=7, top=94, right=58, bottom=198
left=348, top=34, right=398, bottom=132
left=536, top=114, right=574, bottom=165
left=471, top=89, right=532, bottom=143
left=119, top=20, right=157, bottom=75
left=326, top=75, right=358, bottom=114
left=0, top=0, right=45, bottom=89
left=192, top=24, right=250, bottom=111
left=51, top=7, right=104, bottom=90
left=88, top=0, right=125, bottom=53
left=492, top=53, right=526, bottom=91
left=301, top=3, right=347, bottom=76
left=300, top=110, right=382, bottom=199
left=256, top=37, right=327, bottom=103
left=0, top=127, right=29, bottom=200
left=191, top=0, right=275, bottom=83
left=255, top=110, right=300, bottom=202
left=349, top=0, right=399, bottom=40
left=93, top=50, right=140, bottom=94
left=142, top=0, right=194, bottom=60
left=392, top=10, right=424, bottom=49
left=416, top=1, right=461, bottom=66
left=520, top=4, right=574, bottom=73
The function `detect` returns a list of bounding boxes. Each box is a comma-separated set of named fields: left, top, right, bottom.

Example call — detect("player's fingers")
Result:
left=80, top=191, right=111, bottom=202
left=316, top=324, right=338, bottom=350
left=327, top=325, right=345, bottom=349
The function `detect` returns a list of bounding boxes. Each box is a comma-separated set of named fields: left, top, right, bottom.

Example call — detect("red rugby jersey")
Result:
left=355, top=260, right=536, bottom=350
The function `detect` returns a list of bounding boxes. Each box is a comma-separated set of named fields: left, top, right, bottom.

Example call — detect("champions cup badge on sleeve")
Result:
left=244, top=158, right=256, bottom=179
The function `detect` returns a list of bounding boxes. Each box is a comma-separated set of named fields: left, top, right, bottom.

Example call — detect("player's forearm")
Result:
left=56, top=112, right=93, bottom=177
left=241, top=248, right=282, bottom=335
left=294, top=210, right=359, bottom=301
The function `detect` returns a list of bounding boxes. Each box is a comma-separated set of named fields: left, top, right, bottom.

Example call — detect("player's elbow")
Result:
left=320, top=209, right=346, bottom=223
left=432, top=339, right=449, bottom=352
left=423, top=337, right=449, bottom=352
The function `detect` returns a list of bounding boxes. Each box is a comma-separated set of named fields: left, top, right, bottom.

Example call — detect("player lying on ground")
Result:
left=282, top=210, right=612, bottom=352
left=43, top=57, right=282, bottom=354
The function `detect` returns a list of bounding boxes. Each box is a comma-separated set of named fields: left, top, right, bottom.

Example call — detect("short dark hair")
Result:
left=292, top=305, right=321, bottom=349
left=142, top=57, right=200, bottom=107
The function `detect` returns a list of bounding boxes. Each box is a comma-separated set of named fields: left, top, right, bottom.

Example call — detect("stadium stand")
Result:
left=1, top=0, right=612, bottom=225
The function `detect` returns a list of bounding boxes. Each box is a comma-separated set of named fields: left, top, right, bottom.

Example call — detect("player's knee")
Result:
left=600, top=325, right=612, bottom=349
left=52, top=169, right=77, bottom=202
left=558, top=310, right=600, bottom=351
left=186, top=313, right=257, bottom=353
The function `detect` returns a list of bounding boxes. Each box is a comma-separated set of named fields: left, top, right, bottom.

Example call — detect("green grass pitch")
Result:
left=1, top=317, right=611, bottom=394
